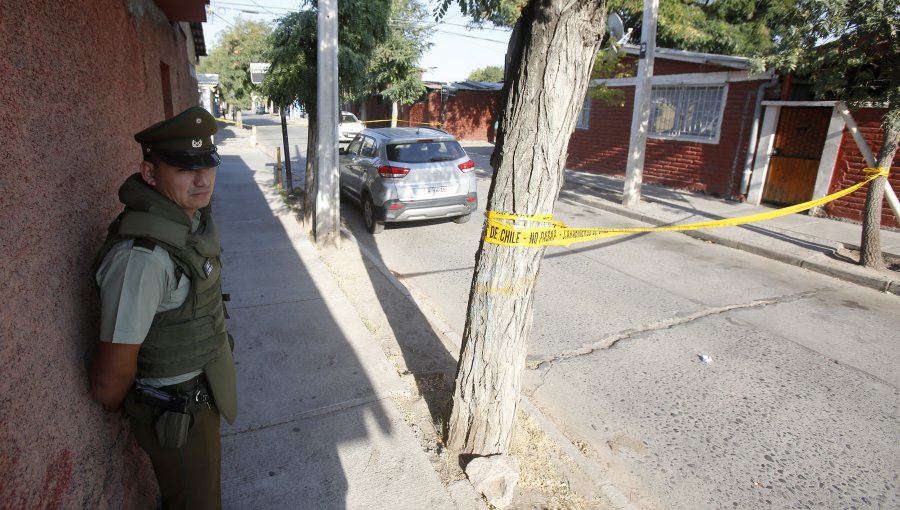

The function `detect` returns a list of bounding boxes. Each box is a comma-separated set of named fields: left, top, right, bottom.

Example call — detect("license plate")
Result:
left=426, top=186, right=446, bottom=194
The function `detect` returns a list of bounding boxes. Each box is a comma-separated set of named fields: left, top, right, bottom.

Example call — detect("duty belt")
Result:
left=136, top=374, right=211, bottom=412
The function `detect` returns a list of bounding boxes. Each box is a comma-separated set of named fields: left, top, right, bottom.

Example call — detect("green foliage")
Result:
left=468, top=65, right=504, bottom=82
left=587, top=51, right=629, bottom=107
left=607, top=0, right=790, bottom=57
left=263, top=1, right=391, bottom=114
left=755, top=0, right=900, bottom=133
left=437, top=0, right=789, bottom=55
left=198, top=19, right=272, bottom=109
left=262, top=10, right=317, bottom=113
left=365, top=0, right=433, bottom=106
left=435, top=0, right=526, bottom=27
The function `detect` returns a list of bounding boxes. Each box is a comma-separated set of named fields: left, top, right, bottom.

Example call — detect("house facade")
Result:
left=569, top=46, right=899, bottom=229
left=0, top=0, right=211, bottom=506
left=568, top=47, right=775, bottom=197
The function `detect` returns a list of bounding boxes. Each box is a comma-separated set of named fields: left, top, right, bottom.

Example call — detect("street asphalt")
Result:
left=212, top=119, right=900, bottom=509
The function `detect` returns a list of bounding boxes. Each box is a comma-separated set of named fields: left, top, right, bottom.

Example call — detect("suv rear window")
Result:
left=386, top=141, right=466, bottom=164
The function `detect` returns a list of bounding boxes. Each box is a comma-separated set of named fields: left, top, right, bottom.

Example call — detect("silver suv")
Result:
left=339, top=128, right=478, bottom=234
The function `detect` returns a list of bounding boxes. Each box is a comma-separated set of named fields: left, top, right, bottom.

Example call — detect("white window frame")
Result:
left=576, top=96, right=591, bottom=129
left=648, top=84, right=728, bottom=144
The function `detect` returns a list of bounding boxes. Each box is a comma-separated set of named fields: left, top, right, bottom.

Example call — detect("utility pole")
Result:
left=316, top=0, right=340, bottom=247
left=622, top=0, right=658, bottom=207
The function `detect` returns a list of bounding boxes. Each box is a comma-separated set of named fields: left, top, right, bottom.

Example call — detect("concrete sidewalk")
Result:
left=210, top=127, right=485, bottom=509
left=558, top=169, right=900, bottom=295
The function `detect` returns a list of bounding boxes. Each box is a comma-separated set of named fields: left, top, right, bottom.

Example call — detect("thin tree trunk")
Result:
left=280, top=110, right=293, bottom=191
left=447, top=0, right=607, bottom=456
left=860, top=122, right=899, bottom=269
left=391, top=101, right=399, bottom=128
left=304, top=117, right=318, bottom=237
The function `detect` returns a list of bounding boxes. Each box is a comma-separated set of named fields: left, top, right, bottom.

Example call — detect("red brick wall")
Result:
left=567, top=80, right=762, bottom=196
left=823, top=107, right=900, bottom=229
left=0, top=1, right=201, bottom=507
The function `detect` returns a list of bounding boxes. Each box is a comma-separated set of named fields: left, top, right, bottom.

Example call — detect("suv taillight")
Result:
left=458, top=160, right=475, bottom=172
left=378, top=165, right=410, bottom=178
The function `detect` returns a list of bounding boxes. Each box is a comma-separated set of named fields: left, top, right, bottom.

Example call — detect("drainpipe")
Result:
left=739, top=76, right=779, bottom=197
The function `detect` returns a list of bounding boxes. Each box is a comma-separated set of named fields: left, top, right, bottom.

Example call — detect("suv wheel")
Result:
left=362, top=195, right=384, bottom=234
left=452, top=213, right=471, bottom=224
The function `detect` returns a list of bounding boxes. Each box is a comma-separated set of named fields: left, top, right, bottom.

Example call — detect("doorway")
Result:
left=761, top=107, right=831, bottom=205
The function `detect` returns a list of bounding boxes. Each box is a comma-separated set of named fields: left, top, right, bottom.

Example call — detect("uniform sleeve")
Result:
left=96, top=243, right=169, bottom=344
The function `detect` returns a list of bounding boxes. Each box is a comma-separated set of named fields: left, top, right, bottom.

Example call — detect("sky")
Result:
left=202, top=0, right=512, bottom=83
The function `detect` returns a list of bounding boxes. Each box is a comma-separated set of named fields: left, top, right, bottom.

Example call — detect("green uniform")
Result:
left=95, top=106, right=232, bottom=510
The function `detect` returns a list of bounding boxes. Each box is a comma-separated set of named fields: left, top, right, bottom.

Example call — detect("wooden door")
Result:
left=761, top=107, right=831, bottom=206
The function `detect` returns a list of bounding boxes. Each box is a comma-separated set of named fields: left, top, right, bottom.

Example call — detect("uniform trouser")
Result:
left=129, top=403, right=223, bottom=510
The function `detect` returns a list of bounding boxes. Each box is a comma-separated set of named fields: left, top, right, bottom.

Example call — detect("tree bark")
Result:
left=304, top=117, right=318, bottom=237
left=280, top=110, right=293, bottom=191
left=391, top=101, right=399, bottom=128
left=860, top=123, right=899, bottom=269
left=447, top=0, right=607, bottom=455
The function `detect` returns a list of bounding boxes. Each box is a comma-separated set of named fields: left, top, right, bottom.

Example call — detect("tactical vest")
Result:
left=94, top=173, right=237, bottom=423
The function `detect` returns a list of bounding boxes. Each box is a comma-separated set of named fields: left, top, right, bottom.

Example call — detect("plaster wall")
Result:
left=0, top=0, right=200, bottom=507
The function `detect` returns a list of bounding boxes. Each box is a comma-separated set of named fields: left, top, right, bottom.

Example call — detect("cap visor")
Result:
left=158, top=151, right=221, bottom=169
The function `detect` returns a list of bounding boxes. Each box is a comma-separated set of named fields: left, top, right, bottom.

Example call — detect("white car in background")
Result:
left=339, top=111, right=364, bottom=142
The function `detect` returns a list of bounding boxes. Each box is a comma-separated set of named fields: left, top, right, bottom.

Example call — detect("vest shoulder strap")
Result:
left=132, top=238, right=157, bottom=252
left=131, top=237, right=184, bottom=283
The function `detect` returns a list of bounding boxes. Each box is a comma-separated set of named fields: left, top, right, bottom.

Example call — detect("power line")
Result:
left=211, top=0, right=293, bottom=12
left=209, top=10, right=237, bottom=28
left=431, top=28, right=508, bottom=45
left=391, top=16, right=511, bottom=33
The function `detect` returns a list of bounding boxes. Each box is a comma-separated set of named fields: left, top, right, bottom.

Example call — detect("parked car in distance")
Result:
left=339, top=127, right=478, bottom=234
left=339, top=111, right=364, bottom=142
left=255, top=105, right=266, bottom=114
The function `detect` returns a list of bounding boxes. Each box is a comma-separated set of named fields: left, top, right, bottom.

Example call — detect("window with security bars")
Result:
left=576, top=96, right=591, bottom=129
left=649, top=85, right=726, bottom=143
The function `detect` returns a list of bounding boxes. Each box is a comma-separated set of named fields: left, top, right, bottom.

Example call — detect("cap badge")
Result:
left=192, top=139, right=203, bottom=148
left=195, top=118, right=202, bottom=124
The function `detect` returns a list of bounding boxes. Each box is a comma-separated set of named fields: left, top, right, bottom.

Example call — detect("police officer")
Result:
left=90, top=106, right=237, bottom=510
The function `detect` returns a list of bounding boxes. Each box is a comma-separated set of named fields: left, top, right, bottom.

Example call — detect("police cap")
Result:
left=134, top=106, right=221, bottom=169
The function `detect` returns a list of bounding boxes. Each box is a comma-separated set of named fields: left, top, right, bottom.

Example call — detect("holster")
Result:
left=125, top=379, right=210, bottom=449
left=155, top=410, right=192, bottom=449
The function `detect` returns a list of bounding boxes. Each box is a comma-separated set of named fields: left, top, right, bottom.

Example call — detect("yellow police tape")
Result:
left=360, top=118, right=442, bottom=128
left=215, top=116, right=440, bottom=129
left=484, top=167, right=891, bottom=247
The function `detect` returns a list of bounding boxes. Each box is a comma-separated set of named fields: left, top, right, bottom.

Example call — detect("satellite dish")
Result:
left=607, top=13, right=625, bottom=42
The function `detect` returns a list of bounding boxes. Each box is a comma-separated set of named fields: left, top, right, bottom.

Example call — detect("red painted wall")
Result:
left=357, top=88, right=500, bottom=142
left=568, top=79, right=764, bottom=196
left=0, top=1, right=201, bottom=507
left=407, top=89, right=500, bottom=142
left=824, top=107, right=900, bottom=229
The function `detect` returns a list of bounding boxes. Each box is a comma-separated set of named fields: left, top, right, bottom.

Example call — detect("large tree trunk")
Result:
left=304, top=117, right=318, bottom=237
left=447, top=0, right=606, bottom=455
left=860, top=121, right=900, bottom=269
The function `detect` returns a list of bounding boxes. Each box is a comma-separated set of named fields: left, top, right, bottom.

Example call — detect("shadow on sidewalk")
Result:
left=351, top=226, right=461, bottom=435
left=212, top=151, right=393, bottom=508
